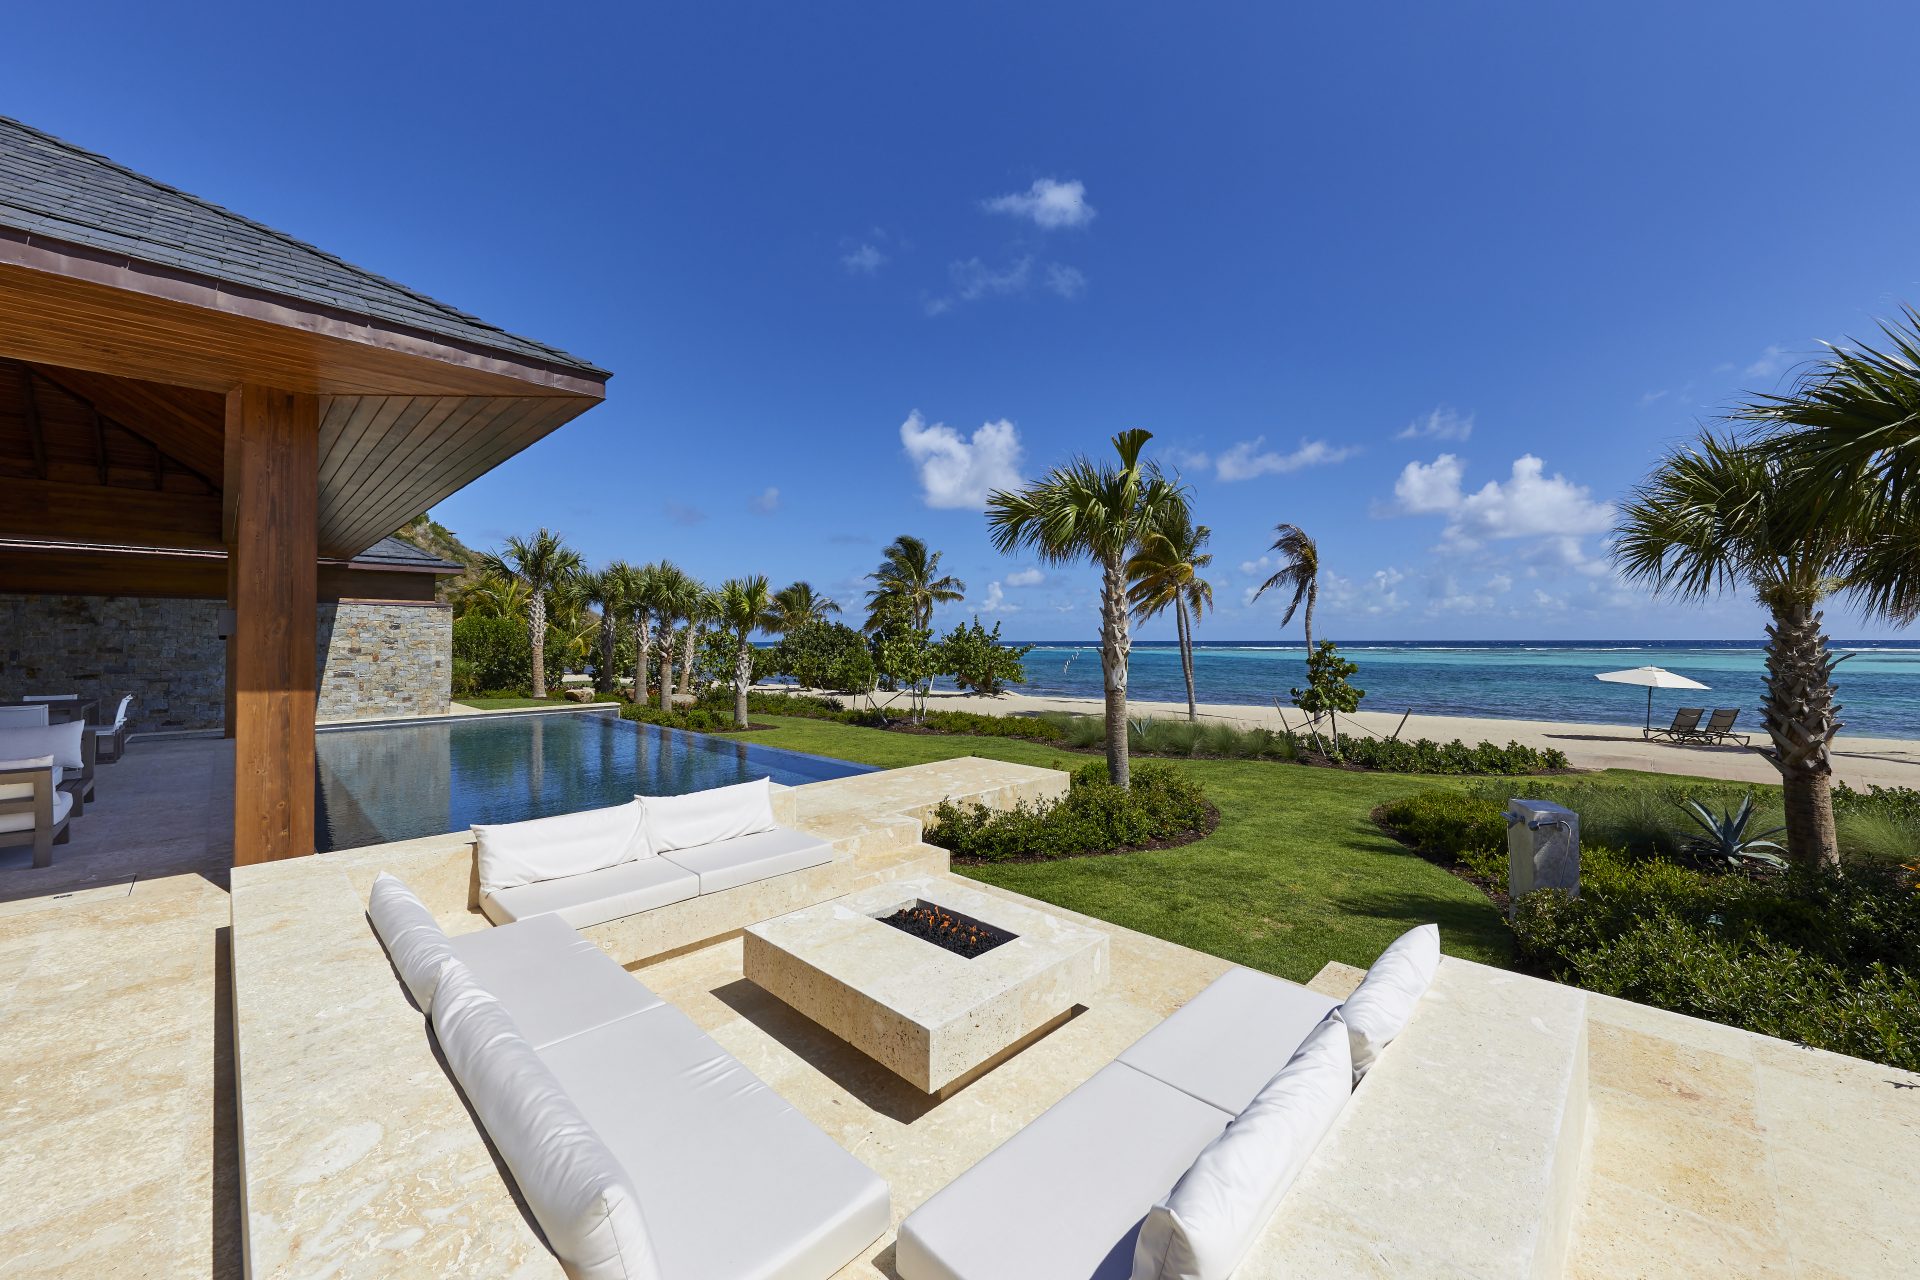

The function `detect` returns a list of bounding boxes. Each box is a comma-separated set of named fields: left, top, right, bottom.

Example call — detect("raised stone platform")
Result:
left=745, top=876, right=1110, bottom=1093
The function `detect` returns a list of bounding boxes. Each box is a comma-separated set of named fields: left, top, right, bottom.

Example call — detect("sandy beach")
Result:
left=813, top=686, right=1920, bottom=789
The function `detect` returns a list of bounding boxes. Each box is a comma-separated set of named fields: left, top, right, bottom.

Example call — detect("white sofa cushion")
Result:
left=446, top=911, right=664, bottom=1049
left=1340, top=923, right=1441, bottom=1082
left=482, top=856, right=700, bottom=929
left=0, top=758, right=71, bottom=834
left=896, top=1062, right=1231, bottom=1280
left=474, top=799, right=651, bottom=896
left=1117, top=967, right=1338, bottom=1115
left=367, top=873, right=459, bottom=1012
left=1132, top=1015, right=1352, bottom=1280
left=432, top=959, right=662, bottom=1280
left=0, top=706, right=50, bottom=729
left=0, top=721, right=86, bottom=770
left=660, top=826, right=833, bottom=894
left=639, top=777, right=776, bottom=853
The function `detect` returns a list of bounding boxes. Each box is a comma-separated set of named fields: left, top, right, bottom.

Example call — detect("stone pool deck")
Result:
left=0, top=735, right=1916, bottom=1276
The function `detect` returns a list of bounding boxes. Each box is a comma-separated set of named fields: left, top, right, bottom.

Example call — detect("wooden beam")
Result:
left=91, top=405, right=108, bottom=485
left=29, top=363, right=225, bottom=483
left=228, top=384, right=318, bottom=865
left=0, top=475, right=221, bottom=548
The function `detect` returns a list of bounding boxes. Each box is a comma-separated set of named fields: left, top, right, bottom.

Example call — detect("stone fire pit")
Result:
left=743, top=877, right=1110, bottom=1094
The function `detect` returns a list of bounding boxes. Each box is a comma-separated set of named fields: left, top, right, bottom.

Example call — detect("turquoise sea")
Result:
left=999, top=641, right=1920, bottom=741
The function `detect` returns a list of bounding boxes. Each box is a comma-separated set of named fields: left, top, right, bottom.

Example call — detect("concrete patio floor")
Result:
left=1, top=735, right=1916, bottom=1277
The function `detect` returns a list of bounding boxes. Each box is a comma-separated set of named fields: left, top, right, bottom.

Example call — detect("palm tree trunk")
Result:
left=632, top=617, right=650, bottom=705
left=734, top=637, right=752, bottom=729
left=529, top=593, right=548, bottom=698
left=658, top=627, right=674, bottom=711
left=1303, top=582, right=1318, bottom=736
left=1101, top=554, right=1132, bottom=787
left=1761, top=601, right=1842, bottom=870
left=678, top=625, right=698, bottom=696
left=1178, top=599, right=1196, bottom=722
left=597, top=614, right=617, bottom=694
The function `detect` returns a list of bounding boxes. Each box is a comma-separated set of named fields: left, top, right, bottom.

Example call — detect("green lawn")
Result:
left=746, top=713, right=1521, bottom=982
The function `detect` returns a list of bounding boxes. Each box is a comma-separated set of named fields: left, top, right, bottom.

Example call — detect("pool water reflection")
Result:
left=314, top=709, right=877, bottom=852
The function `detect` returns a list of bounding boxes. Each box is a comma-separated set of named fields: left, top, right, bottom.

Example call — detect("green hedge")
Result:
left=619, top=702, right=745, bottom=734
left=924, top=761, right=1214, bottom=863
left=1376, top=787, right=1920, bottom=1068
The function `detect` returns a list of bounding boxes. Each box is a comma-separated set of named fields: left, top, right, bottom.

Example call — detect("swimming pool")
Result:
left=313, top=709, right=877, bottom=852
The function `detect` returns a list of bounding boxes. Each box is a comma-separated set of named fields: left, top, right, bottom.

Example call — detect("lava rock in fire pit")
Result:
left=878, top=901, right=1015, bottom=959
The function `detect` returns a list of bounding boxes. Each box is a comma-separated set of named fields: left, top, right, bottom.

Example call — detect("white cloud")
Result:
left=1745, top=344, right=1792, bottom=379
left=1392, top=453, right=1466, bottom=513
left=1005, top=567, right=1046, bottom=588
left=1395, top=407, right=1473, bottom=442
left=1391, top=454, right=1612, bottom=548
left=1214, top=437, right=1360, bottom=482
left=1166, top=447, right=1212, bottom=474
left=1044, top=263, right=1087, bottom=298
left=982, top=178, right=1095, bottom=230
left=975, top=581, right=1016, bottom=612
left=749, top=486, right=780, bottom=514
left=899, top=411, right=1025, bottom=509
left=951, top=255, right=1032, bottom=301
left=840, top=242, right=887, bottom=275
left=1486, top=572, right=1513, bottom=594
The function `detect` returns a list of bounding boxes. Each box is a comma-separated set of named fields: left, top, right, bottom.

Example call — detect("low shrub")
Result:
left=744, top=690, right=847, bottom=717
left=619, top=702, right=748, bottom=733
left=1374, top=790, right=1510, bottom=880
left=1834, top=782, right=1920, bottom=866
left=1335, top=735, right=1569, bottom=775
left=925, top=761, right=1215, bottom=863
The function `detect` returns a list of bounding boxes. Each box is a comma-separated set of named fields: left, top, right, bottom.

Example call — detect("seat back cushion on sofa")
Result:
left=475, top=799, right=652, bottom=896
left=368, top=873, right=460, bottom=1011
left=1132, top=1015, right=1352, bottom=1280
left=432, top=959, right=662, bottom=1280
left=1116, top=967, right=1338, bottom=1116
left=0, top=720, right=86, bottom=770
left=639, top=776, right=776, bottom=854
left=1339, top=923, right=1441, bottom=1083
left=445, top=912, right=665, bottom=1050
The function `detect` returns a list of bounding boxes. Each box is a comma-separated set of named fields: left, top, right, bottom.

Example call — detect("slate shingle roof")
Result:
left=345, top=536, right=464, bottom=574
left=0, top=115, right=607, bottom=377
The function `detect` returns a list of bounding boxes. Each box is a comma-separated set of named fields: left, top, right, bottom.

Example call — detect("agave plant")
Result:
left=1676, top=794, right=1788, bottom=870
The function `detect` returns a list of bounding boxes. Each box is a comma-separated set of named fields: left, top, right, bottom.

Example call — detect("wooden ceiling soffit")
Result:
left=0, top=237, right=607, bottom=400
left=27, top=362, right=224, bottom=484
left=0, top=475, right=220, bottom=549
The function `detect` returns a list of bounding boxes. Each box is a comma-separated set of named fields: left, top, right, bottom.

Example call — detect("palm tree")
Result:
left=988, top=429, right=1184, bottom=786
left=583, top=568, right=627, bottom=694
left=452, top=572, right=531, bottom=621
left=1614, top=433, right=1869, bottom=870
left=678, top=583, right=718, bottom=698
left=479, top=529, right=583, bottom=698
left=603, top=560, right=650, bottom=702
left=1737, top=309, right=1920, bottom=625
left=770, top=581, right=843, bottom=634
left=1253, top=524, right=1321, bottom=682
left=865, top=535, right=966, bottom=633
left=1126, top=500, right=1213, bottom=721
left=648, top=563, right=698, bottom=710
left=717, top=575, right=779, bottom=728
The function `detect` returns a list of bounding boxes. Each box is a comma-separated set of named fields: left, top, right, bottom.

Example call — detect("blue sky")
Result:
left=13, top=2, right=1920, bottom=641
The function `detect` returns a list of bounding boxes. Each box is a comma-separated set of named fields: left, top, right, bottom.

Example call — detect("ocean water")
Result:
left=999, top=641, right=1920, bottom=740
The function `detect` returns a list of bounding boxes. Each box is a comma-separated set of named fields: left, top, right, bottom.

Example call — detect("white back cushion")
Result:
left=1340, top=923, right=1441, bottom=1083
left=432, top=960, right=661, bottom=1280
left=638, top=777, right=776, bottom=853
left=0, top=721, right=84, bottom=769
left=1133, top=1015, right=1352, bottom=1280
left=474, top=800, right=650, bottom=896
left=367, top=873, right=458, bottom=1011
left=0, top=706, right=50, bottom=729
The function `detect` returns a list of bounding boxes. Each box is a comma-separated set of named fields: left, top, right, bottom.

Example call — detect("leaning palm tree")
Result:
left=988, top=429, right=1185, bottom=786
left=717, top=575, right=780, bottom=728
left=1253, top=524, right=1321, bottom=680
left=865, top=535, right=966, bottom=632
left=479, top=529, right=583, bottom=697
left=1126, top=500, right=1213, bottom=721
left=770, top=581, right=843, bottom=634
left=1738, top=308, right=1920, bottom=625
left=1613, top=432, right=1869, bottom=870
left=648, top=564, right=698, bottom=710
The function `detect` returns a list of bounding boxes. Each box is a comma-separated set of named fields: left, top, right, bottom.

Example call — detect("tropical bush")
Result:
left=454, top=614, right=533, bottom=695
left=1833, top=783, right=1920, bottom=866
left=1292, top=640, right=1363, bottom=723
left=1375, top=786, right=1920, bottom=1068
left=772, top=621, right=876, bottom=696
left=618, top=702, right=743, bottom=733
left=925, top=761, right=1215, bottom=862
left=937, top=618, right=1032, bottom=696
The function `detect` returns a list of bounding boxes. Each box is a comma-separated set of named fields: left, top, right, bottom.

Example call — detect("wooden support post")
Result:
left=226, top=383, right=318, bottom=864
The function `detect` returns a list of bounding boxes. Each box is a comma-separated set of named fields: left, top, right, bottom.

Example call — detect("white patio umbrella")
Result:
left=1594, top=665, right=1711, bottom=731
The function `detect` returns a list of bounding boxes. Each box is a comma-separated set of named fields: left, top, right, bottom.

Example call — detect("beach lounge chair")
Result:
left=1647, top=707, right=1705, bottom=741
left=1687, top=708, right=1750, bottom=746
left=0, top=756, right=72, bottom=869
